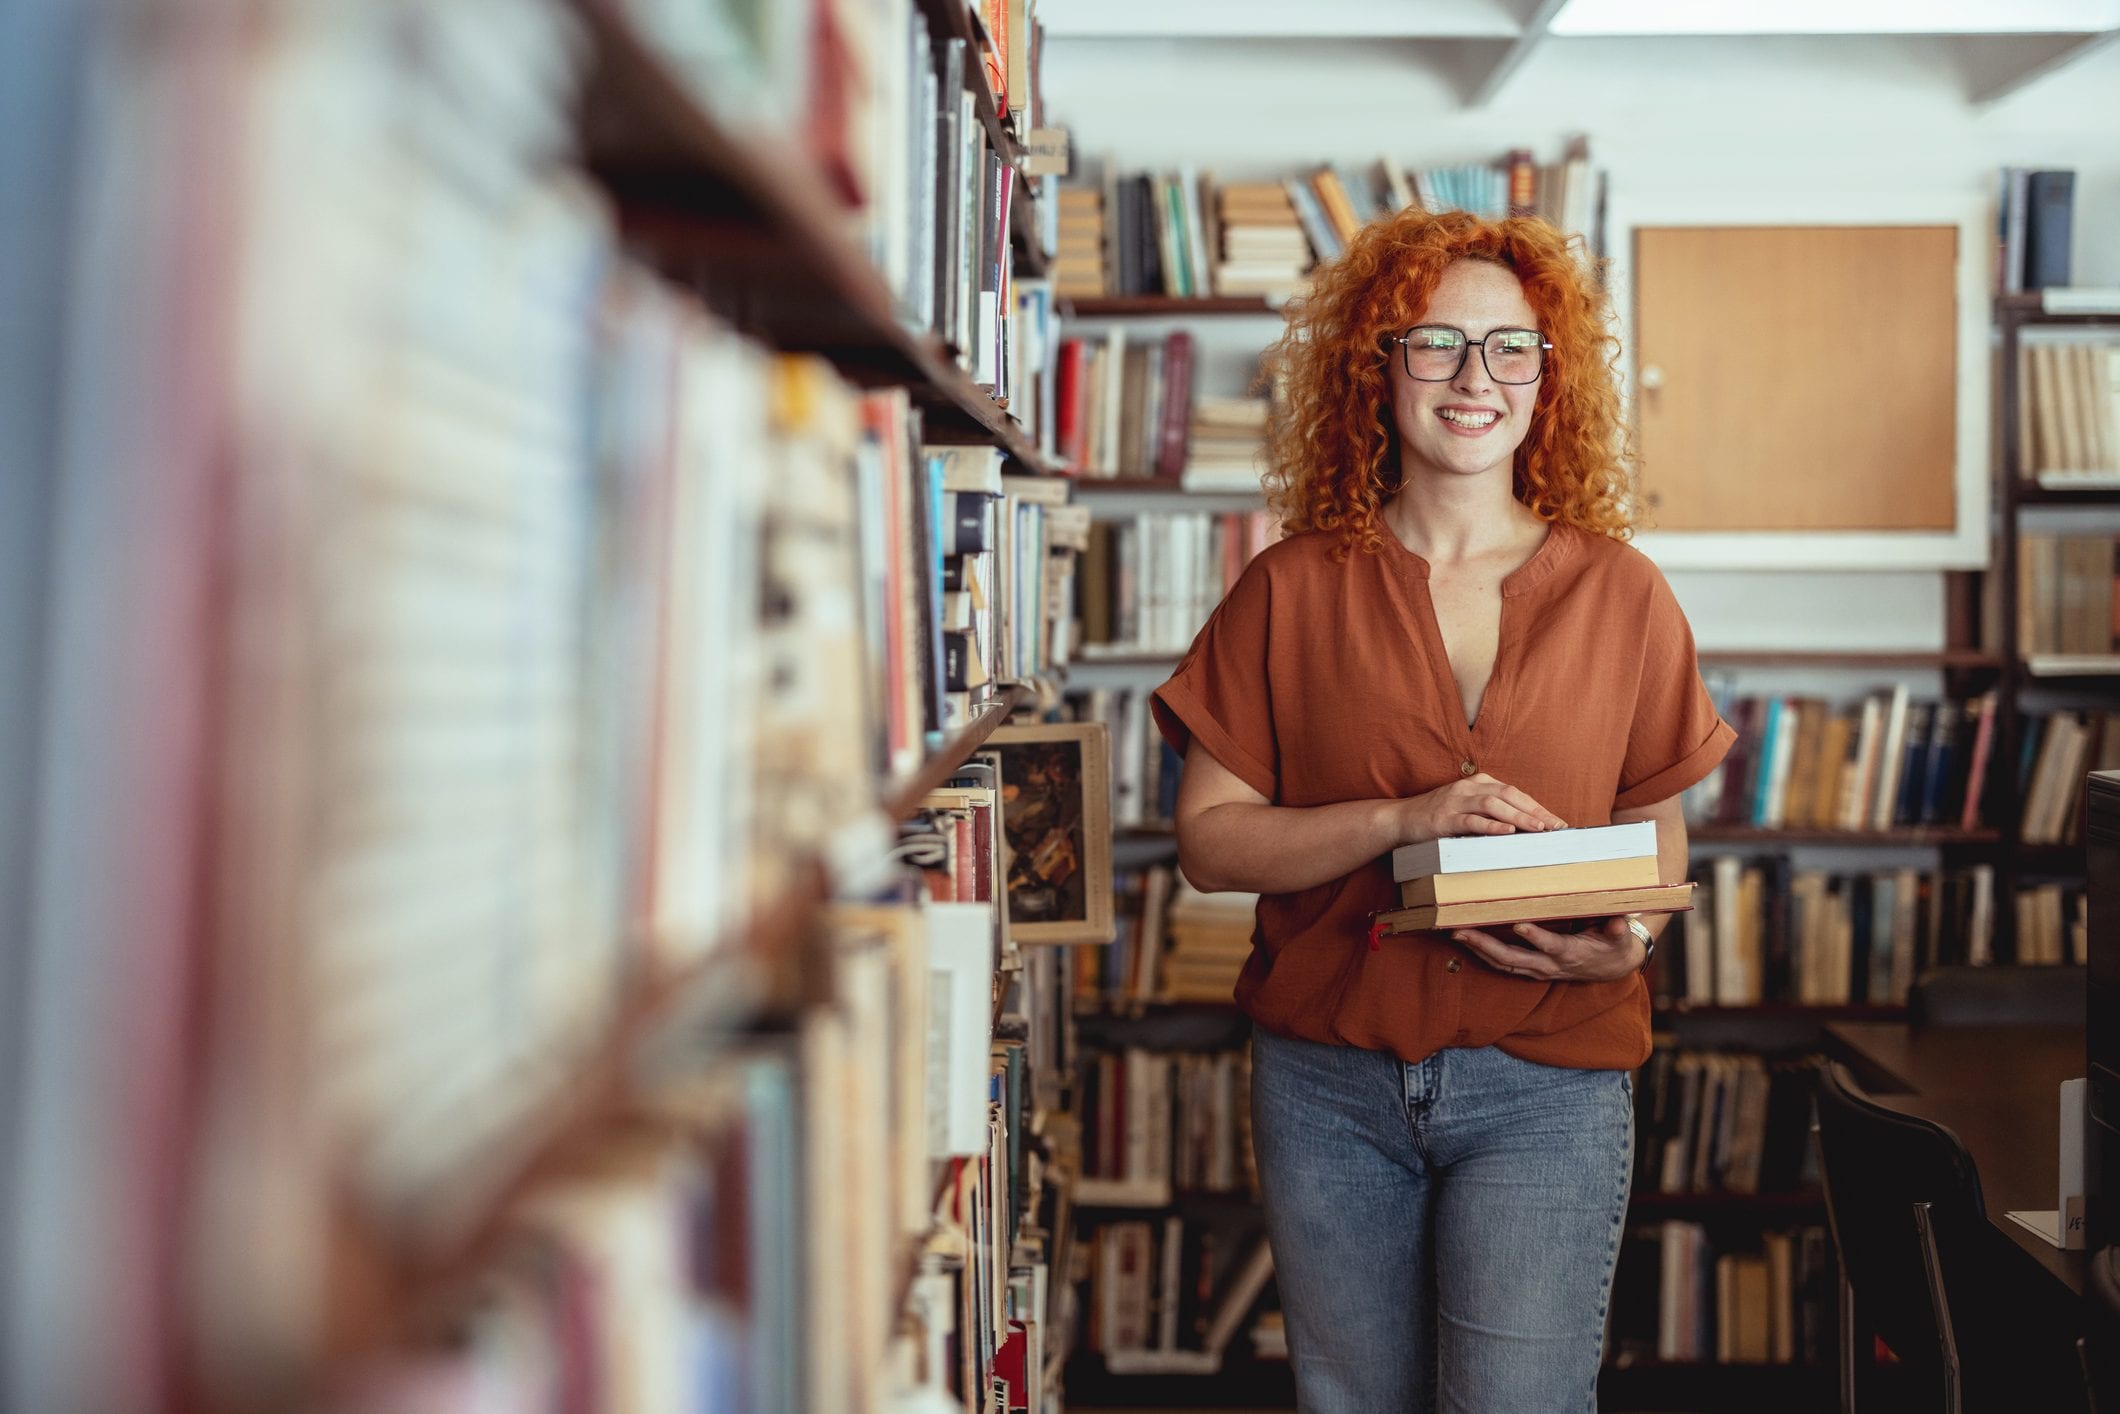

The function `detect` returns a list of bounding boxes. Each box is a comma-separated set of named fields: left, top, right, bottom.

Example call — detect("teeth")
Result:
left=1438, top=409, right=1498, bottom=428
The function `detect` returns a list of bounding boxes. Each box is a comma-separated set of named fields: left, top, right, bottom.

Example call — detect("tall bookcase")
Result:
left=4, top=2, right=1091, bottom=1412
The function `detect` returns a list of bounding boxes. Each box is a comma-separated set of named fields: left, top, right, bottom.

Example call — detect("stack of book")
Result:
left=1056, top=184, right=1106, bottom=298
left=2016, top=337, right=2120, bottom=485
left=1214, top=182, right=1310, bottom=296
left=1183, top=395, right=1270, bottom=492
left=2018, top=533, right=2120, bottom=660
left=1375, top=821, right=1686, bottom=935
left=1160, top=880, right=1257, bottom=1002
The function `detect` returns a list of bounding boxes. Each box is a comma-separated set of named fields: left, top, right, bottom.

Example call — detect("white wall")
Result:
left=1046, top=32, right=2120, bottom=650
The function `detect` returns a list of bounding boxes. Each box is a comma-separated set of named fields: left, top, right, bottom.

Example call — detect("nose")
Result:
left=1451, top=353, right=1494, bottom=396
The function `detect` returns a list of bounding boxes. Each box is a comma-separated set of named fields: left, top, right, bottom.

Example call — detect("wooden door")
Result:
left=1633, top=225, right=1959, bottom=532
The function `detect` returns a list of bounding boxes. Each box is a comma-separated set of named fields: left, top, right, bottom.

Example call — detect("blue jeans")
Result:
left=1250, top=1028, right=1633, bottom=1413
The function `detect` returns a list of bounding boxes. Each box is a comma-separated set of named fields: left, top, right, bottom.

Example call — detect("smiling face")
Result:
left=1387, top=258, right=1544, bottom=489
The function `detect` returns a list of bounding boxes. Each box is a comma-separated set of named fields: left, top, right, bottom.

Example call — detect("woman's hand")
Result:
left=1451, top=914, right=1646, bottom=983
left=1398, top=772, right=1567, bottom=844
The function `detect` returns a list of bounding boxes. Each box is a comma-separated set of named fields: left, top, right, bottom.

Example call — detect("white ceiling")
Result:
left=1037, top=0, right=2120, bottom=105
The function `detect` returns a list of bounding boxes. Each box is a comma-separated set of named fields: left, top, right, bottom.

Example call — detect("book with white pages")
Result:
left=1391, top=819, right=1656, bottom=881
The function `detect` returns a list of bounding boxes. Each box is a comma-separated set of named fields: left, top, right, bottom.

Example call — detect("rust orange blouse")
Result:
left=1150, top=520, right=1735, bottom=1072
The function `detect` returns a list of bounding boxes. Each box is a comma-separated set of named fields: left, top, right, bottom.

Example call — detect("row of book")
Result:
left=1059, top=144, right=1602, bottom=299
left=1075, top=1045, right=1257, bottom=1206
left=1052, top=324, right=1272, bottom=488
left=934, top=451, right=1091, bottom=725
left=1665, top=858, right=2005, bottom=1007
left=1998, top=166, right=2076, bottom=295
left=2018, top=708, right=2120, bottom=843
left=1683, top=686, right=1996, bottom=834
left=1066, top=687, right=1184, bottom=831
left=1076, top=510, right=1280, bottom=657
left=1607, top=1224, right=1834, bottom=1369
left=1078, top=1223, right=1278, bottom=1376
left=648, top=0, right=1054, bottom=398
left=1073, top=866, right=1256, bottom=1012
left=312, top=892, right=1055, bottom=1413
left=2019, top=532, right=2120, bottom=657
left=2016, top=339, right=2120, bottom=483
left=1633, top=1048, right=1820, bottom=1198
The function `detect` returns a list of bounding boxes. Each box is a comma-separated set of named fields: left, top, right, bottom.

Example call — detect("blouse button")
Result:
left=1459, top=758, right=1476, bottom=777
left=1446, top=958, right=1462, bottom=973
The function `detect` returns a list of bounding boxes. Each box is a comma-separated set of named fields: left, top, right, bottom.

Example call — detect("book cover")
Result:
left=1397, top=854, right=1661, bottom=907
left=1373, top=881, right=1692, bottom=935
left=1391, top=819, right=1656, bottom=879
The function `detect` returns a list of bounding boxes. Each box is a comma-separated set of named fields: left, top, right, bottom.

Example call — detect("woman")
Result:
left=1151, top=210, right=1734, bottom=1412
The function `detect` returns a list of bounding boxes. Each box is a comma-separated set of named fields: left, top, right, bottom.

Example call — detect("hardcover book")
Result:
left=1390, top=819, right=1656, bottom=880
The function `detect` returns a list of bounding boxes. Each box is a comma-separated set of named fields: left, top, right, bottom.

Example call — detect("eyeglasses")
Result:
left=1392, top=325, right=1550, bottom=385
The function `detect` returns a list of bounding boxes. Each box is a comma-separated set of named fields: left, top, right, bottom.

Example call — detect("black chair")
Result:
left=1814, top=1061, right=2084, bottom=1412
left=1907, top=964, right=2086, bottom=1028
left=2085, top=1245, right=2120, bottom=1413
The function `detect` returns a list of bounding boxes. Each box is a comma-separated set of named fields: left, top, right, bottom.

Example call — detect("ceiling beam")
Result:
left=1464, top=0, right=1571, bottom=106
left=1968, top=28, right=2118, bottom=104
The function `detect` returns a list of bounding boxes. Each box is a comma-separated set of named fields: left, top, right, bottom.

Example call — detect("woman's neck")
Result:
left=1383, top=473, right=1542, bottom=564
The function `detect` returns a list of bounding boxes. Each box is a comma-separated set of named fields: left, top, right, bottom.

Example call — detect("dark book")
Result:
left=933, top=38, right=967, bottom=343
left=1714, top=697, right=1760, bottom=826
left=1895, top=702, right=1932, bottom=827
left=2026, top=169, right=2075, bottom=290
left=1154, top=330, right=1195, bottom=478
left=946, top=489, right=993, bottom=554
left=1758, top=854, right=1794, bottom=1003
left=1848, top=874, right=1874, bottom=1005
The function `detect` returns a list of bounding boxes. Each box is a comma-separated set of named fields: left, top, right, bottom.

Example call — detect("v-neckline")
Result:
left=1386, top=522, right=1562, bottom=742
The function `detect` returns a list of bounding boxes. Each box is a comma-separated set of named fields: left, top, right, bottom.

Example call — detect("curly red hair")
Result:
left=1261, top=209, right=1636, bottom=555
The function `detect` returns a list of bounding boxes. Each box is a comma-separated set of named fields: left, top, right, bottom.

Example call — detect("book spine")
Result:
left=1155, top=331, right=1195, bottom=479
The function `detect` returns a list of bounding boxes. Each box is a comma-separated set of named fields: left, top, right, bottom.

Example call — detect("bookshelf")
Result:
left=1988, top=289, right=2120, bottom=964
left=9, top=2, right=1094, bottom=1411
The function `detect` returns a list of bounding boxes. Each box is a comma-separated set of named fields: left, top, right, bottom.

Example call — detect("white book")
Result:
left=1391, top=819, right=1655, bottom=880
left=1868, top=684, right=1912, bottom=831
left=925, top=901, right=996, bottom=1159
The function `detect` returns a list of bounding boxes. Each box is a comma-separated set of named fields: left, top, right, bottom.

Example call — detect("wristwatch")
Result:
left=1624, top=915, right=1656, bottom=973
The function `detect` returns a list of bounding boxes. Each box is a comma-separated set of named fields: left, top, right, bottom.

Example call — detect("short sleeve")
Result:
left=1150, top=558, right=1279, bottom=800
left=1613, top=570, right=1736, bottom=810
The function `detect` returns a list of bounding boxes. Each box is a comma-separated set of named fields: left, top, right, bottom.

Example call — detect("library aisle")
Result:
left=4, top=2, right=2118, bottom=1414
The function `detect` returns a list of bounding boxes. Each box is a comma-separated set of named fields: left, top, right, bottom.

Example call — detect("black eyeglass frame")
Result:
left=1390, top=325, right=1553, bottom=385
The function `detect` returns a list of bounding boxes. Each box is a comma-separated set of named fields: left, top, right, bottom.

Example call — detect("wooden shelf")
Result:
left=1599, top=1360, right=1833, bottom=1410
left=1069, top=474, right=1265, bottom=495
left=884, top=686, right=1028, bottom=816
left=1074, top=1187, right=1261, bottom=1216
left=1997, top=291, right=2120, bottom=322
left=332, top=860, right=830, bottom=1359
left=2016, top=841, right=2088, bottom=874
left=2022, top=654, right=2120, bottom=677
left=2011, top=481, right=2120, bottom=505
left=335, top=682, right=1035, bottom=1365
left=1656, top=1002, right=1909, bottom=1020
left=1066, top=295, right=1285, bottom=317
left=569, top=0, right=1055, bottom=471
left=1697, top=649, right=2002, bottom=669
left=1628, top=1189, right=1827, bottom=1213
left=1687, top=825, right=1998, bottom=846
left=1063, top=1354, right=1296, bottom=1409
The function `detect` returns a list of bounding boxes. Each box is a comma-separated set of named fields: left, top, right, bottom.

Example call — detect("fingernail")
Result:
left=1452, top=932, right=1468, bottom=942
left=1514, top=924, right=1532, bottom=936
